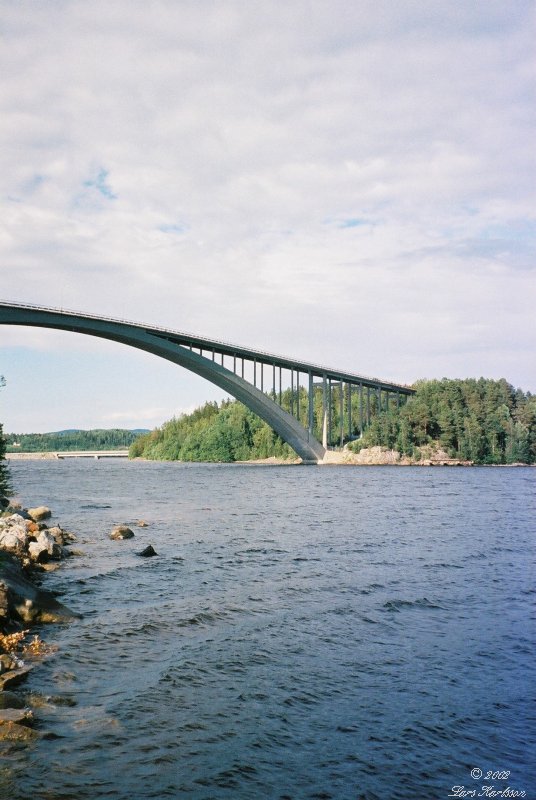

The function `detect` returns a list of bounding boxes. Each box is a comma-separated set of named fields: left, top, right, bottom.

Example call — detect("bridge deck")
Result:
left=0, top=300, right=415, bottom=462
left=0, top=300, right=413, bottom=394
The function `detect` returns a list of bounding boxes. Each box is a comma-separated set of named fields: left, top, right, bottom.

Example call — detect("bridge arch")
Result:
left=0, top=303, right=327, bottom=462
left=0, top=302, right=415, bottom=463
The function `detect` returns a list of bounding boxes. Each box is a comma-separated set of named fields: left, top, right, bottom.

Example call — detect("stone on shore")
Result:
left=0, top=690, right=26, bottom=709
left=28, top=541, right=50, bottom=563
left=0, top=552, right=79, bottom=625
left=0, top=501, right=80, bottom=748
left=0, top=525, right=29, bottom=557
left=48, top=526, right=77, bottom=545
left=27, top=530, right=64, bottom=563
left=0, top=719, right=38, bottom=741
left=0, top=652, right=21, bottom=674
left=0, top=665, right=33, bottom=691
left=3, top=507, right=32, bottom=520
left=109, top=525, right=134, bottom=540
left=0, top=708, right=34, bottom=725
left=27, top=506, right=52, bottom=522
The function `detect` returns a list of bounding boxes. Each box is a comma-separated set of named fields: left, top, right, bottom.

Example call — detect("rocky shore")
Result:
left=321, top=445, right=473, bottom=466
left=0, top=498, right=79, bottom=743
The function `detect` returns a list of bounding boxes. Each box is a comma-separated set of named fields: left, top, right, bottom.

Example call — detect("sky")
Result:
left=1, top=0, right=535, bottom=432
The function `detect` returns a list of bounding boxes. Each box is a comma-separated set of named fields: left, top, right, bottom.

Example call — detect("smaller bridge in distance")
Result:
left=6, top=450, right=129, bottom=460
left=0, top=301, right=415, bottom=463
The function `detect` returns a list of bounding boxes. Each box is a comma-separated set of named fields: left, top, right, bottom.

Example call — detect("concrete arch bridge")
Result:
left=0, top=302, right=415, bottom=463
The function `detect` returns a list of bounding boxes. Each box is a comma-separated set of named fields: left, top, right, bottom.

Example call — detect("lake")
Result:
left=2, top=460, right=535, bottom=799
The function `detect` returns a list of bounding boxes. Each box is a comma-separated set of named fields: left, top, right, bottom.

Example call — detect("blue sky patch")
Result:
left=158, top=223, right=188, bottom=235
left=339, top=218, right=368, bottom=229
left=83, top=168, right=117, bottom=200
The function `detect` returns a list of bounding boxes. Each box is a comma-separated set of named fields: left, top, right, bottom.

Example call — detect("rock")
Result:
left=0, top=527, right=29, bottom=557
left=35, top=530, right=63, bottom=559
left=109, top=525, right=134, bottom=540
left=28, top=541, right=50, bottom=563
left=137, top=519, right=148, bottom=527
left=0, top=653, right=19, bottom=674
left=39, top=562, right=62, bottom=572
left=0, top=665, right=33, bottom=691
left=6, top=508, right=32, bottom=520
left=27, top=506, right=52, bottom=522
left=25, top=520, right=40, bottom=534
left=0, top=720, right=38, bottom=741
left=0, top=691, right=26, bottom=710
left=138, top=545, right=157, bottom=557
left=0, top=551, right=79, bottom=625
left=0, top=580, right=9, bottom=623
left=0, top=514, right=26, bottom=526
left=47, top=526, right=76, bottom=545
left=0, top=708, right=33, bottom=725
left=0, top=497, right=9, bottom=510
left=28, top=530, right=63, bottom=561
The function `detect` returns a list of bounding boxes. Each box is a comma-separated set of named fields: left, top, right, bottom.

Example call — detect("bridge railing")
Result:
left=0, top=300, right=414, bottom=395
left=0, top=300, right=416, bottom=452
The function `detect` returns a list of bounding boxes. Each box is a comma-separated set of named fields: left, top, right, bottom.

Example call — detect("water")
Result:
left=2, top=461, right=535, bottom=800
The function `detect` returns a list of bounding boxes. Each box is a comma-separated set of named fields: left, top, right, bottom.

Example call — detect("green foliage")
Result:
left=130, top=377, right=535, bottom=465
left=129, top=400, right=294, bottom=462
left=5, top=428, right=146, bottom=453
left=0, top=376, right=12, bottom=498
left=348, top=378, right=536, bottom=464
left=0, top=422, right=12, bottom=499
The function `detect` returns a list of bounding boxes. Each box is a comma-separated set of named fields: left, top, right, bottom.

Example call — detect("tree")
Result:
left=0, top=376, right=12, bottom=500
left=128, top=378, right=536, bottom=465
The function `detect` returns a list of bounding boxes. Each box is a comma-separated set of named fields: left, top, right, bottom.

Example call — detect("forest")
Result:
left=0, top=376, right=11, bottom=497
left=348, top=378, right=536, bottom=464
left=129, top=378, right=536, bottom=465
left=4, top=428, right=147, bottom=453
left=129, top=401, right=295, bottom=462
left=0, top=421, right=10, bottom=499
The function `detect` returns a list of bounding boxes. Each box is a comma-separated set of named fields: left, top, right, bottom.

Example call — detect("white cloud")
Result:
left=1, top=0, right=535, bottom=431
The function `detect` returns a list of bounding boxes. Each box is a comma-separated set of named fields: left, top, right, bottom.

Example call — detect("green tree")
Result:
left=128, top=378, right=536, bottom=465
left=0, top=376, right=12, bottom=500
left=347, top=377, right=535, bottom=465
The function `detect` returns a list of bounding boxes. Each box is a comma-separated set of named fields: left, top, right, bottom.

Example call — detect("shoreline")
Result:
left=7, top=450, right=535, bottom=467
left=0, top=501, right=79, bottom=742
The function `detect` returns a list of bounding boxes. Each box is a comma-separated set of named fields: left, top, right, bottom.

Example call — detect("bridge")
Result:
left=0, top=301, right=415, bottom=463
left=7, top=450, right=129, bottom=460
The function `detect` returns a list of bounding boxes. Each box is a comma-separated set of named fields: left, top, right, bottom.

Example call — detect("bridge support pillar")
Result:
left=322, top=374, right=328, bottom=449
left=308, top=372, right=314, bottom=435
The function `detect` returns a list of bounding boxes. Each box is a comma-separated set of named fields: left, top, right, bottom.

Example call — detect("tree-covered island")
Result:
left=129, top=378, right=536, bottom=465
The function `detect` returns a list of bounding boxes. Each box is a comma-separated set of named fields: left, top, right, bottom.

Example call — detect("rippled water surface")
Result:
left=3, top=461, right=535, bottom=799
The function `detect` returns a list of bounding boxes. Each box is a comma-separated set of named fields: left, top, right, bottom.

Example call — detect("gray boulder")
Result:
left=28, top=541, right=49, bottom=563
left=0, top=526, right=28, bottom=557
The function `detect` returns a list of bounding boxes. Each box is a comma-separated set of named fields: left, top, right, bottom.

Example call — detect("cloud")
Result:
left=1, top=1, right=535, bottom=431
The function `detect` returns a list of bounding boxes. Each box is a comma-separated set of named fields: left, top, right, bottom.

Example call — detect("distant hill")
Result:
left=5, top=428, right=150, bottom=453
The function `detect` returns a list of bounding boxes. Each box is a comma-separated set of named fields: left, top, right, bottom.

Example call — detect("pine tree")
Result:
left=0, top=376, right=12, bottom=501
